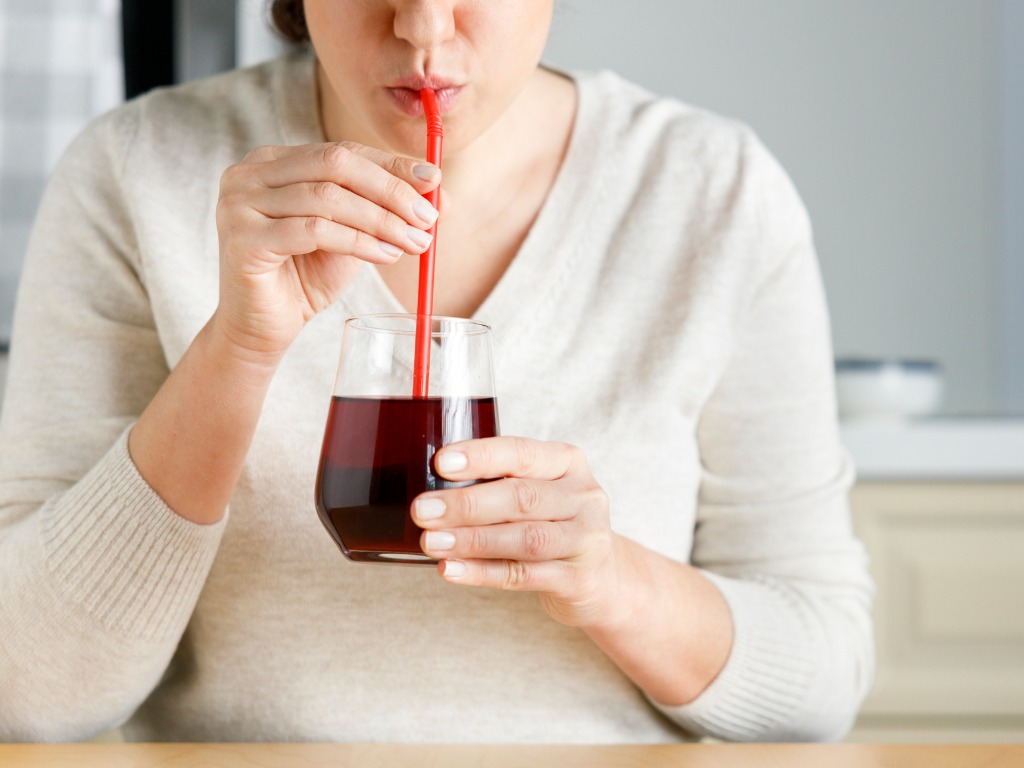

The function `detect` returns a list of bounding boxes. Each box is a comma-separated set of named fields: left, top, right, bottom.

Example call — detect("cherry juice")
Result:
left=315, top=395, right=499, bottom=563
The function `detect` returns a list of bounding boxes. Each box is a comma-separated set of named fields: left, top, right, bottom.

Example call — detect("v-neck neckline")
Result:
left=358, top=72, right=594, bottom=333
left=276, top=55, right=601, bottom=357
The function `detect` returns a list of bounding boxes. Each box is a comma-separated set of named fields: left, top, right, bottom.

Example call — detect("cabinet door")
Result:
left=851, top=483, right=1024, bottom=717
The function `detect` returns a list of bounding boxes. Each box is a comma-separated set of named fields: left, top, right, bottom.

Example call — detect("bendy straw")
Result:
left=412, top=89, right=444, bottom=398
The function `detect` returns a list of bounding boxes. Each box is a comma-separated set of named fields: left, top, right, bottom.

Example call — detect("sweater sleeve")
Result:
left=651, top=140, right=874, bottom=741
left=0, top=108, right=226, bottom=742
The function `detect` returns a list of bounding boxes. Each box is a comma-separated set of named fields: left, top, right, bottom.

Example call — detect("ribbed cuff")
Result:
left=39, top=427, right=227, bottom=643
left=650, top=571, right=818, bottom=741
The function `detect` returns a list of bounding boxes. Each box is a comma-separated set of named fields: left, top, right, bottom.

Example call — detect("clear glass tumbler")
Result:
left=315, top=314, right=499, bottom=564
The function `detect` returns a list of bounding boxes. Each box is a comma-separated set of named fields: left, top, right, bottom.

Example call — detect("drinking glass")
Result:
left=315, top=314, right=499, bottom=564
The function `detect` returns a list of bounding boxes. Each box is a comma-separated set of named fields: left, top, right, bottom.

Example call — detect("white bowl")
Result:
left=835, top=359, right=944, bottom=421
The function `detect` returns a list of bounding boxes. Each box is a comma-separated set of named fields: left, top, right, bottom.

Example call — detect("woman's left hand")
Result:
left=414, top=437, right=623, bottom=628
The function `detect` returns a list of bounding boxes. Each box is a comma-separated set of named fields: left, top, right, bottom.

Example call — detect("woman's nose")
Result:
left=392, top=0, right=456, bottom=50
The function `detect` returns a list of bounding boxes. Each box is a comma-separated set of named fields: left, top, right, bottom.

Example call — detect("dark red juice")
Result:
left=315, top=396, right=499, bottom=563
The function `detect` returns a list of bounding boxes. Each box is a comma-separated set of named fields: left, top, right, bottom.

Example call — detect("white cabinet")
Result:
left=849, top=482, right=1024, bottom=742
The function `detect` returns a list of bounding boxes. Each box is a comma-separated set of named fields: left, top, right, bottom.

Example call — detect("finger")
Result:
left=248, top=181, right=435, bottom=254
left=251, top=142, right=441, bottom=215
left=433, top=436, right=582, bottom=482
left=238, top=212, right=407, bottom=266
left=436, top=558, right=566, bottom=593
left=243, top=142, right=441, bottom=188
left=413, top=477, right=578, bottom=529
left=420, top=520, right=579, bottom=562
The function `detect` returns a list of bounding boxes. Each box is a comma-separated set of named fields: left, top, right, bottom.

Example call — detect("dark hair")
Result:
left=271, top=0, right=309, bottom=44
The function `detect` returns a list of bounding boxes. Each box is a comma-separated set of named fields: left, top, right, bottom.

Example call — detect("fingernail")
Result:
left=424, top=531, right=455, bottom=551
left=415, top=497, right=446, bottom=521
left=413, top=163, right=440, bottom=182
left=442, top=560, right=466, bottom=578
left=378, top=239, right=404, bottom=258
left=413, top=197, right=439, bottom=225
left=407, top=226, right=433, bottom=248
left=435, top=450, right=468, bottom=474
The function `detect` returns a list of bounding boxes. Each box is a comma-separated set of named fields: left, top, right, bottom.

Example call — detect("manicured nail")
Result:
left=413, top=163, right=440, bottom=182
left=435, top=450, right=468, bottom=474
left=413, top=198, right=439, bottom=225
left=441, top=560, right=466, bottom=578
left=415, top=497, right=446, bottom=521
left=407, top=226, right=433, bottom=248
left=377, top=239, right=403, bottom=258
left=424, top=531, right=455, bottom=551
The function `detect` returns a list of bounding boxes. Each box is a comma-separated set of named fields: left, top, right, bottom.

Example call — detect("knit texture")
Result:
left=0, top=52, right=873, bottom=743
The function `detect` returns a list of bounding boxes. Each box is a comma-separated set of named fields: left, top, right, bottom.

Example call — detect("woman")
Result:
left=0, top=0, right=873, bottom=743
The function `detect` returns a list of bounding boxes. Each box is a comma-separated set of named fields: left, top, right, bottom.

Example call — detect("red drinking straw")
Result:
left=413, top=88, right=444, bottom=398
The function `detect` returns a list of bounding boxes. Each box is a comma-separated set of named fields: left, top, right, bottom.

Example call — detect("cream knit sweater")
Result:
left=0, top=53, right=873, bottom=743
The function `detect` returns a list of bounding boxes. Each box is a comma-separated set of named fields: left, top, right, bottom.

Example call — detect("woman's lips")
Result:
left=387, top=85, right=463, bottom=116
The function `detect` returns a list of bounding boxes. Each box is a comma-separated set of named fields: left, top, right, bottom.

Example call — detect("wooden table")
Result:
left=0, top=743, right=1021, bottom=767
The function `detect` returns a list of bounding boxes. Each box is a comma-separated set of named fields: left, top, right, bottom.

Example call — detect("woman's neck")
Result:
left=317, top=65, right=576, bottom=212
left=333, top=66, right=577, bottom=319
left=440, top=67, right=575, bottom=204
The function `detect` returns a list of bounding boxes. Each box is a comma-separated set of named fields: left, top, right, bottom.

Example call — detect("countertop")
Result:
left=841, top=417, right=1024, bottom=480
left=0, top=743, right=1022, bottom=767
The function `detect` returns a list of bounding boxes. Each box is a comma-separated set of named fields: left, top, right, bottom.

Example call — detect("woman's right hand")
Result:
left=212, top=141, right=441, bottom=366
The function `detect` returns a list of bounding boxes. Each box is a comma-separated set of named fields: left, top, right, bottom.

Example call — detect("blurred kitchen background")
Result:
left=0, top=0, right=1022, bottom=420
left=1, top=0, right=1023, bottom=743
